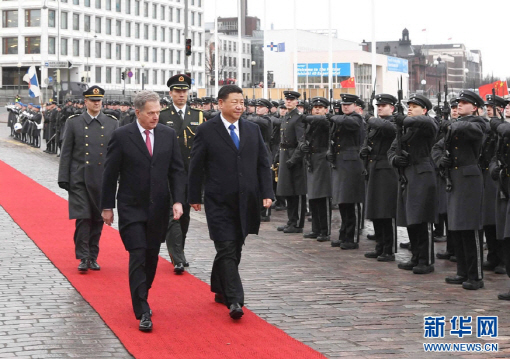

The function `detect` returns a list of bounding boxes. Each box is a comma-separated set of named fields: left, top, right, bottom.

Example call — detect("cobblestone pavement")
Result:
left=1, top=120, right=510, bottom=358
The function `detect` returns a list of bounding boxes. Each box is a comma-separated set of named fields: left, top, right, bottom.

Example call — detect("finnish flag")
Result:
left=23, top=66, right=40, bottom=98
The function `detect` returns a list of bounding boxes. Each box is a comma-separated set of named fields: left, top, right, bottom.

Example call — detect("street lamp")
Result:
left=421, top=79, right=426, bottom=94
left=251, top=60, right=256, bottom=97
left=17, top=62, right=22, bottom=94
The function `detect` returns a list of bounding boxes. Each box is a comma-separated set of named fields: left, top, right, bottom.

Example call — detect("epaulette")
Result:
left=161, top=107, right=170, bottom=112
left=105, top=114, right=118, bottom=121
left=67, top=114, right=80, bottom=120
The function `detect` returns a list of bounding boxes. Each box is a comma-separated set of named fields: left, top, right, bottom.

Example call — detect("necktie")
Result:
left=229, top=124, right=239, bottom=149
left=144, top=129, right=152, bottom=156
left=178, top=110, right=183, bottom=119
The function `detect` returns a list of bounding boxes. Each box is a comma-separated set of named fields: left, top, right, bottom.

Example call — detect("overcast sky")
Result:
left=204, top=0, right=509, bottom=79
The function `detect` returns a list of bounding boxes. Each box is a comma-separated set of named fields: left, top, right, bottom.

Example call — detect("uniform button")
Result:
left=86, top=161, right=89, bottom=164
left=85, top=126, right=88, bottom=129
left=99, top=153, right=103, bottom=156
left=101, top=134, right=104, bottom=137
left=85, top=144, right=89, bottom=146
left=455, top=147, right=458, bottom=149
left=188, top=156, right=190, bottom=159
left=98, top=162, right=101, bottom=165
left=101, top=126, right=104, bottom=129
left=455, top=157, right=457, bottom=159
left=85, top=135, right=88, bottom=137
left=101, top=144, right=104, bottom=146
left=86, top=152, right=89, bottom=155
left=370, top=160, right=373, bottom=162
left=455, top=167, right=458, bottom=170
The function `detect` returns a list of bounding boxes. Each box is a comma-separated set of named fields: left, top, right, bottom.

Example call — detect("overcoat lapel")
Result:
left=127, top=121, right=152, bottom=160
left=212, top=115, right=238, bottom=153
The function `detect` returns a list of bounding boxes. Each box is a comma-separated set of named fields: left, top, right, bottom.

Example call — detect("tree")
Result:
left=205, top=39, right=227, bottom=86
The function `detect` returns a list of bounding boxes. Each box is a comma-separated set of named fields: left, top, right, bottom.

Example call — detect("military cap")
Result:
left=278, top=100, right=286, bottom=108
left=486, top=94, right=507, bottom=108
left=457, top=90, right=484, bottom=108
left=375, top=93, right=397, bottom=106
left=311, top=96, right=330, bottom=108
left=333, top=100, right=342, bottom=109
left=121, top=100, right=131, bottom=106
left=202, top=96, right=213, bottom=104
left=407, top=94, right=432, bottom=111
left=450, top=98, right=459, bottom=108
left=271, top=100, right=279, bottom=108
left=355, top=98, right=365, bottom=108
left=283, top=90, right=301, bottom=100
left=340, top=94, right=359, bottom=105
left=247, top=99, right=256, bottom=106
left=83, top=85, right=105, bottom=100
left=167, top=73, right=191, bottom=90
left=297, top=99, right=306, bottom=107
left=256, top=98, right=272, bottom=109
left=78, top=99, right=84, bottom=104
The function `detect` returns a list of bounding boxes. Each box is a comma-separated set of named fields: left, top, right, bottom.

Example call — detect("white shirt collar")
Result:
left=136, top=119, right=153, bottom=134
left=87, top=110, right=98, bottom=119
left=173, top=103, right=187, bottom=114
left=220, top=113, right=239, bottom=130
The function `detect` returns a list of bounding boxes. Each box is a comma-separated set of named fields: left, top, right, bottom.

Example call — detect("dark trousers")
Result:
left=165, top=203, right=191, bottom=265
left=502, top=239, right=510, bottom=278
left=451, top=230, right=483, bottom=281
left=286, top=195, right=306, bottom=228
left=407, top=222, right=434, bottom=265
left=211, top=240, right=244, bottom=308
left=309, top=197, right=330, bottom=236
left=484, top=225, right=504, bottom=266
left=442, top=213, right=455, bottom=256
left=373, top=218, right=394, bottom=254
left=338, top=203, right=356, bottom=242
left=74, top=218, right=103, bottom=260
left=434, top=214, right=446, bottom=236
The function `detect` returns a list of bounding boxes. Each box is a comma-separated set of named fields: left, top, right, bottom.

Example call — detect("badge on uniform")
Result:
left=190, top=122, right=199, bottom=126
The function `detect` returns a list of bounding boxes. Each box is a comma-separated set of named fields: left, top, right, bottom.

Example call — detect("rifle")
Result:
left=444, top=127, right=453, bottom=192
left=492, top=88, right=509, bottom=199
left=437, top=81, right=442, bottom=118
left=361, top=78, right=377, bottom=180
left=443, top=84, right=450, bottom=121
left=395, top=76, right=408, bottom=189
left=328, top=89, right=336, bottom=169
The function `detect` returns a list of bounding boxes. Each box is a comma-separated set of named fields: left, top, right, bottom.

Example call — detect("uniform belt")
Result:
left=280, top=143, right=297, bottom=149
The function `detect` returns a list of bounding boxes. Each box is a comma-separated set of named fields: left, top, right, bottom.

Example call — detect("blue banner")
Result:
left=297, top=63, right=351, bottom=77
left=387, top=56, right=408, bottom=73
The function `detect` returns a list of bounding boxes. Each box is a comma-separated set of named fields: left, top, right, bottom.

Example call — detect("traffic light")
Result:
left=53, top=69, right=60, bottom=83
left=121, top=71, right=125, bottom=80
left=185, top=39, right=192, bottom=56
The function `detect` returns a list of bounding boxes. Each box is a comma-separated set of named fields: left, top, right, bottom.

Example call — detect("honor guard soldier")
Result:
left=328, top=94, right=365, bottom=249
left=119, top=100, right=136, bottom=127
left=278, top=100, right=288, bottom=117
left=58, top=85, right=119, bottom=272
left=388, top=94, right=438, bottom=273
left=299, top=97, right=332, bottom=242
left=159, top=73, right=204, bottom=273
left=361, top=94, right=399, bottom=261
left=276, top=91, right=307, bottom=233
left=355, top=97, right=365, bottom=116
left=432, top=90, right=486, bottom=290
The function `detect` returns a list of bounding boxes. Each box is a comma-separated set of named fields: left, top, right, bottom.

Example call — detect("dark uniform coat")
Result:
left=119, top=109, right=136, bottom=127
left=159, top=105, right=204, bottom=172
left=491, top=122, right=510, bottom=239
left=431, top=116, right=485, bottom=231
left=31, top=112, right=42, bottom=138
left=387, top=116, right=438, bottom=226
left=364, top=116, right=398, bottom=219
left=276, top=108, right=307, bottom=196
left=480, top=119, right=498, bottom=226
left=330, top=113, right=365, bottom=204
left=58, top=111, right=118, bottom=220
left=188, top=114, right=274, bottom=242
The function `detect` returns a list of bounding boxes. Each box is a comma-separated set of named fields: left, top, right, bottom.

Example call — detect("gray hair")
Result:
left=133, top=90, right=160, bottom=110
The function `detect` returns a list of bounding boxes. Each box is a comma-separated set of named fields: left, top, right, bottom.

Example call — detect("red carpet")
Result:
left=0, top=160, right=326, bottom=359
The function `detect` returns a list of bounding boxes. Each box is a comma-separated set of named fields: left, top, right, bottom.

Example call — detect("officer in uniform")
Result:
left=269, top=104, right=285, bottom=211
left=158, top=74, right=204, bottom=273
left=57, top=85, right=119, bottom=272
left=278, top=100, right=288, bottom=118
left=299, top=97, right=332, bottom=242
left=355, top=98, right=365, bottom=115
left=202, top=96, right=220, bottom=120
left=119, top=100, right=136, bottom=126
left=361, top=94, right=398, bottom=261
left=31, top=105, right=42, bottom=148
left=328, top=94, right=365, bottom=249
left=432, top=90, right=486, bottom=290
left=276, top=91, right=307, bottom=233
left=388, top=94, right=438, bottom=273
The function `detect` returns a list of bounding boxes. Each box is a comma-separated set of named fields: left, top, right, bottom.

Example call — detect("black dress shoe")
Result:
left=445, top=275, right=467, bottom=284
left=260, top=216, right=270, bottom=222
left=283, top=226, right=302, bottom=233
left=78, top=259, right=89, bottom=272
left=340, top=241, right=358, bottom=250
left=184, top=262, right=189, bottom=267
left=483, top=260, right=497, bottom=271
left=277, top=225, right=288, bottom=232
left=498, top=290, right=510, bottom=300
left=436, top=250, right=452, bottom=260
left=274, top=205, right=286, bottom=211
left=229, top=303, right=244, bottom=319
left=377, top=253, right=395, bottom=262
left=413, top=264, right=434, bottom=274
left=462, top=279, right=484, bottom=290
left=400, top=242, right=411, bottom=249
left=398, top=261, right=417, bottom=271
left=366, top=234, right=377, bottom=241
left=214, top=293, right=225, bottom=304
left=139, top=312, right=153, bottom=332
left=449, top=256, right=457, bottom=262
left=174, top=263, right=185, bottom=274
left=303, top=232, right=318, bottom=239
left=331, top=239, right=341, bottom=247
left=494, top=264, right=507, bottom=274
left=364, top=250, right=382, bottom=258
left=88, top=259, right=100, bottom=271
left=316, top=235, right=330, bottom=242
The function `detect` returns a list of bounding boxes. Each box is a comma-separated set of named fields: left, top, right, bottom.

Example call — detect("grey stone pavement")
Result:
left=1, top=113, right=510, bottom=358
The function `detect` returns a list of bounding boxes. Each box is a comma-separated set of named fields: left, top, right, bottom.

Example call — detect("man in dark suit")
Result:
left=100, top=90, right=186, bottom=331
left=188, top=85, right=274, bottom=320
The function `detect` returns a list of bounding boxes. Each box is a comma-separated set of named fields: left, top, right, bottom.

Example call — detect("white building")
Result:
left=0, top=0, right=206, bottom=97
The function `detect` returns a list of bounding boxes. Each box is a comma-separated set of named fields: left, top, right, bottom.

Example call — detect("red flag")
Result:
left=340, top=77, right=356, bottom=88
left=479, top=80, right=509, bottom=101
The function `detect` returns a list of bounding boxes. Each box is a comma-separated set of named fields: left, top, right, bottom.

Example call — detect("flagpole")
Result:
left=214, top=0, right=219, bottom=96
left=371, top=0, right=376, bottom=96
left=237, top=0, right=242, bottom=89
left=328, top=0, right=333, bottom=96
left=263, top=0, right=268, bottom=99
left=293, top=0, right=298, bottom=92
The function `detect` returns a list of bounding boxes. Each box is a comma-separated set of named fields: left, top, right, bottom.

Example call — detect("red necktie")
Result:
left=144, top=130, right=152, bottom=156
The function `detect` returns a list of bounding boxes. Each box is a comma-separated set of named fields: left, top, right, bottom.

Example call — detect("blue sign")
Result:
left=297, top=63, right=350, bottom=77
left=48, top=76, right=53, bottom=83
left=387, top=56, right=408, bottom=73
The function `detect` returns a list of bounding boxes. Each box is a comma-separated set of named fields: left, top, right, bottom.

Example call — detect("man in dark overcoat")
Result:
left=58, top=86, right=118, bottom=272
left=188, top=85, right=273, bottom=320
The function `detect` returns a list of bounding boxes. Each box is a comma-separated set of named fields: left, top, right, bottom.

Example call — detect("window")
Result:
left=161, top=27, right=165, bottom=42
left=169, top=29, right=173, bottom=43
left=61, top=12, right=68, bottom=29
left=73, top=0, right=79, bottom=4
left=95, top=0, right=101, bottom=9
left=243, top=59, right=245, bottom=68
left=106, top=43, right=111, bottom=59
left=135, top=68, right=140, bottom=84
left=160, top=5, right=165, bottom=20
left=48, top=10, right=55, bottom=27
left=161, top=70, right=165, bottom=85
left=233, top=57, right=237, bottom=67
left=144, top=2, right=149, bottom=17
left=85, top=0, right=90, bottom=7
left=169, top=49, right=173, bottom=64
left=48, top=37, right=56, bottom=54
left=144, top=24, right=148, bottom=40
left=144, top=46, right=148, bottom=62
left=126, top=0, right=131, bottom=14
left=152, top=4, right=157, bottom=19
left=60, top=38, right=67, bottom=55
left=135, top=46, right=140, bottom=61
left=135, top=23, right=140, bottom=38
left=198, top=0, right=202, bottom=6
left=95, top=17, right=101, bottom=33
left=73, top=39, right=80, bottom=56
left=135, top=0, right=140, bottom=15
left=161, top=49, right=165, bottom=63
left=233, top=42, right=236, bottom=52
left=95, top=66, right=101, bottom=82
left=198, top=33, right=202, bottom=47
left=106, top=0, right=111, bottom=11
left=73, top=13, right=79, bottom=30
left=153, top=70, right=157, bottom=85
left=177, top=29, right=181, bottom=44
left=116, top=20, right=121, bottom=36
left=198, top=13, right=202, bottom=27
left=2, top=37, right=17, bottom=54
left=116, top=44, right=121, bottom=60
left=95, top=42, right=101, bottom=58
left=116, top=0, right=121, bottom=12
left=152, top=48, right=157, bottom=62
left=84, top=15, right=90, bottom=32
left=25, top=9, right=41, bottom=27
left=169, top=7, right=173, bottom=22
left=152, top=26, right=157, bottom=41
left=125, top=22, right=131, bottom=37
left=3, top=10, right=18, bottom=28
left=106, top=67, right=111, bottom=83
left=177, top=50, right=181, bottom=64
left=106, top=19, right=111, bottom=35
left=84, top=40, right=90, bottom=57
left=191, top=11, right=194, bottom=26
left=126, top=45, right=131, bottom=60
left=116, top=68, right=121, bottom=84
left=198, top=53, right=202, bottom=66
left=176, top=8, right=180, bottom=23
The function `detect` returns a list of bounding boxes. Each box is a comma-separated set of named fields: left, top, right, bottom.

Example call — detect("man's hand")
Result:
left=326, top=150, right=335, bottom=163
left=394, top=114, right=406, bottom=127
left=58, top=182, right=70, bottom=191
left=191, top=203, right=201, bottom=211
left=359, top=146, right=371, bottom=159
left=298, top=142, right=310, bottom=153
left=393, top=155, right=409, bottom=168
left=102, top=209, right=114, bottom=226
left=263, top=199, right=272, bottom=209
left=173, top=202, right=183, bottom=220
left=440, top=156, right=453, bottom=168
left=286, top=159, right=296, bottom=169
